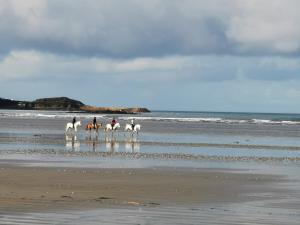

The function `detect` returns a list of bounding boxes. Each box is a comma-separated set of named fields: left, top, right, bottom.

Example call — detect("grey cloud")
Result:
left=1, top=0, right=300, bottom=58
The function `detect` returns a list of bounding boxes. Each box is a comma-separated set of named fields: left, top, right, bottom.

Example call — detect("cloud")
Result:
left=0, top=50, right=42, bottom=80
left=226, top=0, right=300, bottom=54
left=1, top=50, right=300, bottom=84
left=1, top=0, right=299, bottom=58
left=0, top=50, right=186, bottom=82
left=1, top=50, right=300, bottom=112
left=1, top=1, right=300, bottom=112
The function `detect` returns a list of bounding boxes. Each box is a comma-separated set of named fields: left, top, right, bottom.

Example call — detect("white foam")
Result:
left=1, top=110, right=300, bottom=125
left=251, top=119, right=272, bottom=124
left=120, top=116, right=300, bottom=125
left=0, top=110, right=106, bottom=120
left=119, top=116, right=223, bottom=122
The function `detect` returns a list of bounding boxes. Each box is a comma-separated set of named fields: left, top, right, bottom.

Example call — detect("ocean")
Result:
left=3, top=109, right=300, bottom=124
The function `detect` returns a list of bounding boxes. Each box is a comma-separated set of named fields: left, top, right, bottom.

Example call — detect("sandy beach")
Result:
left=0, top=165, right=285, bottom=213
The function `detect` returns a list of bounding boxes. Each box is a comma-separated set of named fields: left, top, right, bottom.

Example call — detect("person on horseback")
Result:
left=111, top=117, right=117, bottom=130
left=93, top=117, right=97, bottom=129
left=72, top=117, right=76, bottom=128
left=131, top=118, right=135, bottom=130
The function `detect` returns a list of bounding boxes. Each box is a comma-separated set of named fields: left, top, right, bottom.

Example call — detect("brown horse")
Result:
left=86, top=123, right=102, bottom=132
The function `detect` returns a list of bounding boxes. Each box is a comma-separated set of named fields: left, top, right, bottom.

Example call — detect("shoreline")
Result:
left=0, top=165, right=286, bottom=213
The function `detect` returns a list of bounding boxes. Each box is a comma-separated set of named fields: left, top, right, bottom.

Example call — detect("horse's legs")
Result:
left=111, top=130, right=115, bottom=139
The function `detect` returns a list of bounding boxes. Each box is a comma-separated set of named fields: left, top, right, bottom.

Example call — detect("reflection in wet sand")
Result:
left=82, top=134, right=141, bottom=153
left=105, top=136, right=119, bottom=152
left=125, top=137, right=140, bottom=153
left=85, top=134, right=99, bottom=151
left=65, top=134, right=80, bottom=151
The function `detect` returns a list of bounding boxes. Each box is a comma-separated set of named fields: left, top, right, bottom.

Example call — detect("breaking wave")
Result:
left=0, top=110, right=106, bottom=119
left=120, top=116, right=300, bottom=125
left=1, top=110, right=300, bottom=125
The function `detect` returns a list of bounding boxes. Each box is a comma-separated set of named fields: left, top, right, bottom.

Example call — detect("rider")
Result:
left=131, top=118, right=135, bottom=130
left=111, top=117, right=116, bottom=130
left=72, top=117, right=76, bottom=128
left=93, top=117, right=97, bottom=129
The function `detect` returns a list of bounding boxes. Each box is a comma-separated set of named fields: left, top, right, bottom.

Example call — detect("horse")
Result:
left=86, top=123, right=102, bottom=132
left=105, top=123, right=121, bottom=131
left=66, top=121, right=81, bottom=132
left=124, top=124, right=141, bottom=133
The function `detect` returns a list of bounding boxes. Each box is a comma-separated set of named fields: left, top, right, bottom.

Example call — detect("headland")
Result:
left=0, top=97, right=150, bottom=114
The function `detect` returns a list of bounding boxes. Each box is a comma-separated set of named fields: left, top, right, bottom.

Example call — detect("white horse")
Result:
left=66, top=121, right=81, bottom=132
left=124, top=124, right=141, bottom=133
left=105, top=123, right=121, bottom=131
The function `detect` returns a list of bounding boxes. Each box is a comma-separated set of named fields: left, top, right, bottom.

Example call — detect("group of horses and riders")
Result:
left=66, top=116, right=140, bottom=133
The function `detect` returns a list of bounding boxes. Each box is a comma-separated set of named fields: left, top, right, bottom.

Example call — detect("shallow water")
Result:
left=2, top=115, right=300, bottom=162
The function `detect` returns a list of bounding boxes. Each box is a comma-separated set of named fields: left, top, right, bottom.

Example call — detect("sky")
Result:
left=1, top=0, right=300, bottom=113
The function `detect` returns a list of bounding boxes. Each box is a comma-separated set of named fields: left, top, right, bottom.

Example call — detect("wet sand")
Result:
left=0, top=165, right=285, bottom=213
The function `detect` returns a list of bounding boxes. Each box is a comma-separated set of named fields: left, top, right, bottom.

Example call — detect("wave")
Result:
left=0, top=111, right=106, bottom=119
left=120, top=116, right=300, bottom=125
left=2, top=110, right=300, bottom=125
